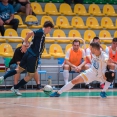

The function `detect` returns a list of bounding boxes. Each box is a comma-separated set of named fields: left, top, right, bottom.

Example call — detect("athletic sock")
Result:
left=14, top=79, right=27, bottom=89
left=58, top=81, right=75, bottom=94
left=4, top=70, right=17, bottom=79
left=63, top=70, right=69, bottom=85
left=102, top=81, right=111, bottom=92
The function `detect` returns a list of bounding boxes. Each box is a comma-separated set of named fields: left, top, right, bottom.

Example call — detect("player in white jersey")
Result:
left=50, top=42, right=115, bottom=97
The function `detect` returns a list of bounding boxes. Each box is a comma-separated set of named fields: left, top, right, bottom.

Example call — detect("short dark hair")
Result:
left=43, top=21, right=54, bottom=28
left=90, top=42, right=100, bottom=50
left=112, top=38, right=117, bottom=42
left=93, top=37, right=99, bottom=42
left=72, top=39, right=80, bottom=45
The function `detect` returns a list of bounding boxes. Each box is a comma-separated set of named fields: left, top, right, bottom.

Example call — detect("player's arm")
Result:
left=85, top=48, right=92, bottom=63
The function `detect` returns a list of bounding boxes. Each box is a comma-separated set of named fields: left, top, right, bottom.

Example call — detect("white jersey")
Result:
left=91, top=51, right=109, bottom=77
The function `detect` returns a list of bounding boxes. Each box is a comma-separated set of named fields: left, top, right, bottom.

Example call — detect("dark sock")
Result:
left=4, top=70, right=17, bottom=79
left=14, top=85, right=16, bottom=87
left=14, top=79, right=27, bottom=89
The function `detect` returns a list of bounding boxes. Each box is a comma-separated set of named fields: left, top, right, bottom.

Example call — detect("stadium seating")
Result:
left=49, top=44, right=65, bottom=58
left=40, top=16, right=58, bottom=28
left=74, top=4, right=90, bottom=16
left=44, top=3, right=61, bottom=15
left=99, top=30, right=112, bottom=43
left=31, top=2, right=46, bottom=15
left=14, top=15, right=27, bottom=28
left=86, top=17, right=103, bottom=29
left=65, top=44, right=72, bottom=53
left=41, top=48, right=51, bottom=59
left=101, top=17, right=117, bottom=29
left=103, top=4, right=117, bottom=16
left=25, top=15, right=42, bottom=28
left=56, top=16, right=73, bottom=29
left=71, top=16, right=88, bottom=29
left=20, top=29, right=32, bottom=42
left=53, top=29, right=70, bottom=43
left=4, top=29, right=22, bottom=43
left=0, top=43, right=14, bottom=57
left=84, top=30, right=96, bottom=42
left=89, top=4, right=104, bottom=16
left=45, top=33, right=55, bottom=43
left=68, top=30, right=82, bottom=43
left=59, top=3, right=75, bottom=15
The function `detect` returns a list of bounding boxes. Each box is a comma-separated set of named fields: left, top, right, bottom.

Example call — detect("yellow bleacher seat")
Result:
left=45, top=3, right=61, bottom=15
left=45, top=33, right=55, bottom=43
left=53, top=29, right=70, bottom=43
left=84, top=30, right=96, bottom=42
left=82, top=44, right=90, bottom=49
left=40, top=16, right=58, bottom=28
left=59, top=3, right=75, bottom=15
left=65, top=44, right=72, bottom=53
left=41, top=48, right=51, bottom=59
left=0, top=33, right=6, bottom=42
left=101, top=17, right=117, bottom=29
left=86, top=17, right=103, bottom=29
left=68, top=30, right=83, bottom=43
left=14, top=15, right=27, bottom=28
left=103, top=4, right=117, bottom=16
left=21, top=29, right=32, bottom=42
left=49, top=44, right=65, bottom=58
left=99, top=30, right=112, bottom=44
left=89, top=4, right=104, bottom=16
left=4, top=29, right=22, bottom=43
left=56, top=16, right=73, bottom=29
left=114, top=31, right=117, bottom=37
left=74, top=4, right=90, bottom=16
left=0, top=43, right=14, bottom=57
left=31, top=2, right=46, bottom=15
left=16, top=43, right=22, bottom=48
left=101, top=44, right=108, bottom=51
left=25, top=15, right=42, bottom=28
left=71, top=16, right=88, bottom=29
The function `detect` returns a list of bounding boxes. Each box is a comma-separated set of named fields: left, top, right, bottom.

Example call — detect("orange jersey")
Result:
left=109, top=46, right=117, bottom=62
left=65, top=47, right=85, bottom=66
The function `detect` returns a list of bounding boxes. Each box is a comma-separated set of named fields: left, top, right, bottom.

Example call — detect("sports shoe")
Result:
left=11, top=87, right=22, bottom=96
left=109, top=84, right=113, bottom=89
left=36, top=84, right=42, bottom=90
left=100, top=91, right=107, bottom=98
left=0, top=76, right=4, bottom=84
left=100, top=83, right=105, bottom=89
left=50, top=92, right=60, bottom=97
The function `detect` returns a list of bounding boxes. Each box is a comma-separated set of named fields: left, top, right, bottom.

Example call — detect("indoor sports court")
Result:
left=0, top=89, right=117, bottom=117
left=1, top=0, right=117, bottom=117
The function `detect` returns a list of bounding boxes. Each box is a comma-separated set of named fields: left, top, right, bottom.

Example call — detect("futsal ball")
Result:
left=43, top=85, right=53, bottom=95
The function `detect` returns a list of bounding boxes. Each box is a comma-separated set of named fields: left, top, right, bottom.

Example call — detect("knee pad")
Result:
left=105, top=71, right=115, bottom=82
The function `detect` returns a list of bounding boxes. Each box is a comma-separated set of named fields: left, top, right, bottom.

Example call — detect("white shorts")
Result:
left=80, top=69, right=106, bottom=84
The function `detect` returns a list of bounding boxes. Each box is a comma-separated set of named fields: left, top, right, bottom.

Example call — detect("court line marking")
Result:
left=0, top=101, right=109, bottom=116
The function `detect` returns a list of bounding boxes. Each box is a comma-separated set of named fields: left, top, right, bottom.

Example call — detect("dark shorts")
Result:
left=19, top=51, right=39, bottom=73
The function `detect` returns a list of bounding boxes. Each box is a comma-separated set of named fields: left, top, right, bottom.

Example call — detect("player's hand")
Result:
left=5, top=20, right=11, bottom=24
left=108, top=58, right=114, bottom=63
left=0, top=19, right=4, bottom=26
left=21, top=45, right=27, bottom=53
left=76, top=66, right=81, bottom=72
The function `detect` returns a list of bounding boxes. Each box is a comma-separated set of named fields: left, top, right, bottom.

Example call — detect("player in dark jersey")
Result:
left=0, top=21, right=54, bottom=95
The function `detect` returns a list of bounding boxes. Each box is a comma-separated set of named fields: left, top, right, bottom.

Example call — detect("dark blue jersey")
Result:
left=28, top=28, right=45, bottom=57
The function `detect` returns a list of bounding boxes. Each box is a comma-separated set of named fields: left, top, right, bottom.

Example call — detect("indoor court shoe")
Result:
left=11, top=87, right=22, bottom=96
left=50, top=92, right=60, bottom=97
left=0, top=76, right=4, bottom=84
left=100, top=91, right=107, bottom=98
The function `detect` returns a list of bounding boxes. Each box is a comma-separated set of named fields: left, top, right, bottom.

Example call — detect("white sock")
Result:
left=109, top=69, right=115, bottom=72
left=102, top=81, right=111, bottom=92
left=58, top=81, right=74, bottom=94
left=63, top=70, right=69, bottom=85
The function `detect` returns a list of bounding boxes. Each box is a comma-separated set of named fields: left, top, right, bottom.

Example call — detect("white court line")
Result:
left=0, top=101, right=108, bottom=116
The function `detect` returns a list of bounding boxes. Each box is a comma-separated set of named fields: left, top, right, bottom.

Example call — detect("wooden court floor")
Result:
left=0, top=89, right=117, bottom=117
